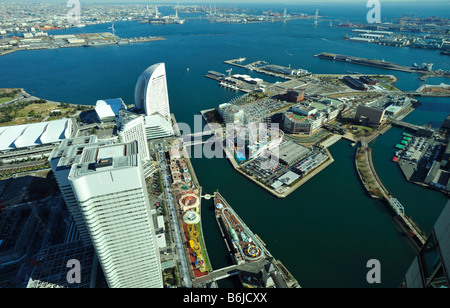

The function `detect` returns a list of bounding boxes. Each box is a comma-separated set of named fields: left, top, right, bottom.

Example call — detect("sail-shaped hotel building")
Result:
left=134, top=63, right=174, bottom=140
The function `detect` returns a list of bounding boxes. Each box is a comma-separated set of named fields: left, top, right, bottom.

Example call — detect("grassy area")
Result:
left=346, top=124, right=376, bottom=137
left=0, top=100, right=81, bottom=127
left=355, top=149, right=383, bottom=198
left=195, top=223, right=212, bottom=273
left=379, top=82, right=397, bottom=91
left=0, top=97, right=13, bottom=104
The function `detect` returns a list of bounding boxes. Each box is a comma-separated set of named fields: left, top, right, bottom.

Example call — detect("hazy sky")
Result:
left=11, top=0, right=450, bottom=3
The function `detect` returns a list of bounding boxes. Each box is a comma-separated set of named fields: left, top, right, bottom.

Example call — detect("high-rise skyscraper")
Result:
left=68, top=141, right=163, bottom=288
left=49, top=136, right=113, bottom=247
left=135, top=62, right=171, bottom=120
left=403, top=201, right=449, bottom=288
left=134, top=63, right=174, bottom=140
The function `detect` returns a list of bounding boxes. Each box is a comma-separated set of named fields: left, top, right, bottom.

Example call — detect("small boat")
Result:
left=351, top=142, right=356, bottom=147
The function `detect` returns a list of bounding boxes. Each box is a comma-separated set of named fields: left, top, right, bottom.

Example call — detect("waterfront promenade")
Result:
left=355, top=145, right=427, bottom=251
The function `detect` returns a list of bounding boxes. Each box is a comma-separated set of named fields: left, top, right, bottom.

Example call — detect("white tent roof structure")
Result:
left=0, top=119, right=72, bottom=151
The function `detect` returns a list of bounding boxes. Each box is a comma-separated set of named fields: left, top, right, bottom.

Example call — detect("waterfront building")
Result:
left=291, top=105, right=317, bottom=116
left=403, top=201, right=450, bottom=288
left=383, top=96, right=414, bottom=118
left=116, top=109, right=150, bottom=162
left=342, top=76, right=367, bottom=91
left=0, top=118, right=72, bottom=152
left=355, top=105, right=386, bottom=126
left=276, top=140, right=310, bottom=166
left=218, top=103, right=244, bottom=124
left=134, top=63, right=174, bottom=140
left=144, top=113, right=174, bottom=140
left=282, top=111, right=323, bottom=135
left=68, top=141, right=163, bottom=288
left=219, top=95, right=271, bottom=126
left=49, top=136, right=114, bottom=247
left=95, top=98, right=126, bottom=123
left=135, top=63, right=171, bottom=120
left=281, top=101, right=338, bottom=136
left=277, top=89, right=305, bottom=103
left=359, top=76, right=376, bottom=85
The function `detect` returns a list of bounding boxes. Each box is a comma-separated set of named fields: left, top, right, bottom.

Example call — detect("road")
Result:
left=158, top=150, right=192, bottom=288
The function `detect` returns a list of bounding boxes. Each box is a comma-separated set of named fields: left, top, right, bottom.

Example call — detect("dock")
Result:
left=314, top=52, right=450, bottom=79
left=0, top=34, right=166, bottom=57
left=192, top=192, right=300, bottom=288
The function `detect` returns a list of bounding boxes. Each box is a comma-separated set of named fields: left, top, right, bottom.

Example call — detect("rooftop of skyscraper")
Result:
left=69, top=141, right=139, bottom=179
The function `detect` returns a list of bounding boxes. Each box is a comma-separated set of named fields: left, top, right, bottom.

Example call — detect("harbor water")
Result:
left=0, top=3, right=448, bottom=288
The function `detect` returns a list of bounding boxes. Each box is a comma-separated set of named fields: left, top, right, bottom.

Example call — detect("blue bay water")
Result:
left=0, top=3, right=449, bottom=288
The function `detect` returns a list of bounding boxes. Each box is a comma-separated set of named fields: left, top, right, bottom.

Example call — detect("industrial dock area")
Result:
left=0, top=32, right=166, bottom=57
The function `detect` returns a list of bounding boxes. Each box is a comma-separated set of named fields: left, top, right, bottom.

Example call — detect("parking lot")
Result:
left=242, top=156, right=289, bottom=185
left=399, top=135, right=446, bottom=182
left=404, top=136, right=430, bottom=162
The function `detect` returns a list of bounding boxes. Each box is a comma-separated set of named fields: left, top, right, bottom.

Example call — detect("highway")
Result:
left=157, top=150, right=192, bottom=288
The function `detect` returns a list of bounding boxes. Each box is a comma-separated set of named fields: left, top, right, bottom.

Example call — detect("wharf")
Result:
left=0, top=34, right=166, bottom=57
left=192, top=192, right=300, bottom=288
left=223, top=58, right=302, bottom=81
left=314, top=52, right=450, bottom=79
left=223, top=58, right=262, bottom=69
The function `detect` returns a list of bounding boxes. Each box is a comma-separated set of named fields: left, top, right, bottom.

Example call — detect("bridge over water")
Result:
left=389, top=119, right=435, bottom=136
left=193, top=259, right=267, bottom=286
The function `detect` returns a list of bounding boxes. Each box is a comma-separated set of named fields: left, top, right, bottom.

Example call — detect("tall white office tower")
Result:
left=49, top=136, right=113, bottom=247
left=68, top=141, right=163, bottom=288
left=135, top=63, right=171, bottom=120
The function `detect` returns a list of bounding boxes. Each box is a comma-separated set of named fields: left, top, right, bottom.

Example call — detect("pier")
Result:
left=315, top=52, right=450, bottom=79
left=192, top=192, right=300, bottom=288
left=355, top=146, right=427, bottom=251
